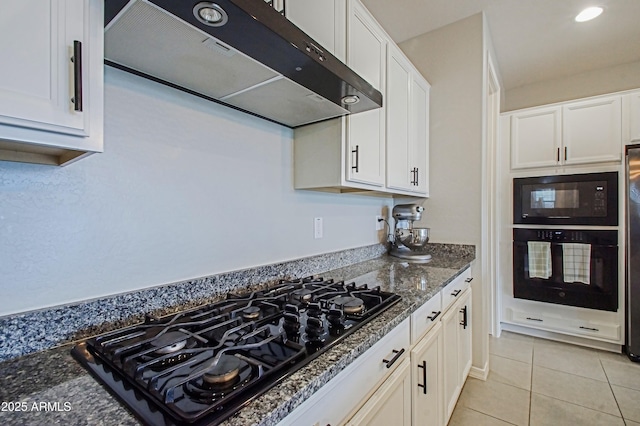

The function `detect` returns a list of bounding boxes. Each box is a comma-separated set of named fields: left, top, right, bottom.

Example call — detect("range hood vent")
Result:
left=104, top=0, right=383, bottom=128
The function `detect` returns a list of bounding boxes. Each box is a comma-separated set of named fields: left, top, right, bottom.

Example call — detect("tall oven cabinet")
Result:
left=0, top=0, right=104, bottom=166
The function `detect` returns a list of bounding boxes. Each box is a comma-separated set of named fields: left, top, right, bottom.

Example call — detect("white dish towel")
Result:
left=527, top=241, right=551, bottom=279
left=562, top=243, right=591, bottom=285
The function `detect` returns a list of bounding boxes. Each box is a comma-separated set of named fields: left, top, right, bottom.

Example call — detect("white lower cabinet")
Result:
left=346, top=357, right=412, bottom=426
left=278, top=268, right=474, bottom=426
left=277, top=317, right=410, bottom=426
left=410, top=321, right=443, bottom=426
left=442, top=288, right=472, bottom=423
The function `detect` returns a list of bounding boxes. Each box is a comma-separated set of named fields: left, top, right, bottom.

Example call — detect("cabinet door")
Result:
left=284, top=0, right=345, bottom=61
left=627, top=91, right=640, bottom=143
left=345, top=358, right=411, bottom=426
left=345, top=0, right=386, bottom=187
left=411, top=322, right=443, bottom=426
left=0, top=0, right=87, bottom=136
left=411, top=74, right=430, bottom=195
left=563, top=96, right=622, bottom=165
left=441, top=302, right=461, bottom=423
left=510, top=106, right=561, bottom=169
left=457, top=290, right=472, bottom=384
left=385, top=44, right=412, bottom=192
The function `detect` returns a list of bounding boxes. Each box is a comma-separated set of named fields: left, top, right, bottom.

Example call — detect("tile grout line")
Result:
left=463, top=406, right=519, bottom=426
left=600, top=356, right=627, bottom=422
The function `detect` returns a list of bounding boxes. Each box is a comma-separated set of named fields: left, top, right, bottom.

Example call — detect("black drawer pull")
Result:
left=526, top=317, right=543, bottom=322
left=382, top=348, right=405, bottom=368
left=417, top=360, right=427, bottom=394
left=451, top=289, right=461, bottom=297
left=579, top=326, right=599, bottom=332
left=465, top=277, right=473, bottom=283
left=427, top=311, right=441, bottom=322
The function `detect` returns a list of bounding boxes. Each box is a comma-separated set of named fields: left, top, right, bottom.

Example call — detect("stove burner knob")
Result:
left=326, top=308, right=345, bottom=326
left=307, top=303, right=322, bottom=317
left=305, top=317, right=324, bottom=339
left=283, top=312, right=301, bottom=336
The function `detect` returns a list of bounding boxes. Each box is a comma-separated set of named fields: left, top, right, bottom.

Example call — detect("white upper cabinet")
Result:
left=624, top=90, right=640, bottom=144
left=563, top=96, right=621, bottom=164
left=0, top=0, right=104, bottom=166
left=509, top=94, right=622, bottom=170
left=284, top=0, right=345, bottom=61
left=293, top=0, right=388, bottom=193
left=293, top=0, right=430, bottom=197
left=510, top=106, right=561, bottom=169
left=410, top=71, right=430, bottom=195
left=344, top=0, right=387, bottom=187
left=385, top=45, right=412, bottom=192
left=386, top=44, right=430, bottom=196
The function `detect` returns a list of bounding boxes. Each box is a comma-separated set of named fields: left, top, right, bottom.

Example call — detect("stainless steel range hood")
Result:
left=104, top=0, right=383, bottom=128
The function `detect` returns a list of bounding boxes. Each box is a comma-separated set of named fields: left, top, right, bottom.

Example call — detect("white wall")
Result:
left=0, top=68, right=391, bottom=316
left=400, top=13, right=489, bottom=373
left=400, top=14, right=484, bottom=245
left=504, top=60, right=640, bottom=112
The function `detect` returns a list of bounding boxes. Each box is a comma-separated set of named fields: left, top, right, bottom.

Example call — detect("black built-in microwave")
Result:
left=513, top=172, right=618, bottom=226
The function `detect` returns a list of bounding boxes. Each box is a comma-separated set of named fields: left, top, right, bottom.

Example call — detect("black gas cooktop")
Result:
left=72, top=276, right=400, bottom=425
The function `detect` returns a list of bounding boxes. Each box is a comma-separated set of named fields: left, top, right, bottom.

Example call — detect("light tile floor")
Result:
left=449, top=331, right=640, bottom=426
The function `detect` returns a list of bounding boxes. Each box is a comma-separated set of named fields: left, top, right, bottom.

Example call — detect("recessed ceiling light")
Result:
left=575, top=6, right=603, bottom=22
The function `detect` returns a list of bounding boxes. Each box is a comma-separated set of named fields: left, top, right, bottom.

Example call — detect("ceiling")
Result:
left=360, top=0, right=640, bottom=91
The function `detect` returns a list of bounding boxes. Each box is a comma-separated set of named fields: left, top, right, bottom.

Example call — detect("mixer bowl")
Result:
left=396, top=228, right=430, bottom=249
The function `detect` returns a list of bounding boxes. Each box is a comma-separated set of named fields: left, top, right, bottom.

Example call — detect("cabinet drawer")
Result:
left=508, top=308, right=621, bottom=342
left=411, top=292, right=442, bottom=344
left=441, top=268, right=472, bottom=312
left=278, top=317, right=410, bottom=426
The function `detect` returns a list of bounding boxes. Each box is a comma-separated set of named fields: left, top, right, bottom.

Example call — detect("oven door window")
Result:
left=513, top=241, right=618, bottom=311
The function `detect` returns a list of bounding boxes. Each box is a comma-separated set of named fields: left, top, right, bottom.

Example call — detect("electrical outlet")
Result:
left=314, top=217, right=323, bottom=239
left=376, top=215, right=384, bottom=231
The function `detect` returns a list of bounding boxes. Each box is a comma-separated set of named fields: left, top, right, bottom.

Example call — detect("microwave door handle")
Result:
left=548, top=216, right=571, bottom=219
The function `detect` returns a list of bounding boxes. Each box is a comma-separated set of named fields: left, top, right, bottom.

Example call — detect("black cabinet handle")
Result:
left=460, top=305, right=468, bottom=329
left=415, top=167, right=419, bottom=186
left=410, top=167, right=418, bottom=186
left=579, top=326, right=599, bottom=332
left=382, top=348, right=405, bottom=368
left=556, top=147, right=560, bottom=162
left=351, top=145, right=359, bottom=173
left=417, top=360, right=427, bottom=394
left=465, top=277, right=473, bottom=283
left=526, top=317, right=543, bottom=322
left=71, top=40, right=83, bottom=112
left=451, top=289, right=461, bottom=297
left=427, top=311, right=441, bottom=322
left=564, top=146, right=568, bottom=161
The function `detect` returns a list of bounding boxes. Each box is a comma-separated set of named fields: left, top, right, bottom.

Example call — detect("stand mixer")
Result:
left=389, top=204, right=432, bottom=262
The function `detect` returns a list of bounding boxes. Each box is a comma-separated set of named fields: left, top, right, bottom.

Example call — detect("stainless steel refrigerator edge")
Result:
left=626, top=144, right=640, bottom=361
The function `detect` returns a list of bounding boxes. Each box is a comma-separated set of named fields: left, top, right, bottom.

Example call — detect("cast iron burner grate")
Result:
left=72, top=276, right=401, bottom=425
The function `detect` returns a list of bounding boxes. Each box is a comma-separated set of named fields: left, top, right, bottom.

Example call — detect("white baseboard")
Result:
left=468, top=361, right=489, bottom=381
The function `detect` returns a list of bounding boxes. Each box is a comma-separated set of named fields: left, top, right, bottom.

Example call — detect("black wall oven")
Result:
left=513, top=172, right=618, bottom=226
left=512, top=171, right=619, bottom=312
left=513, top=228, right=618, bottom=311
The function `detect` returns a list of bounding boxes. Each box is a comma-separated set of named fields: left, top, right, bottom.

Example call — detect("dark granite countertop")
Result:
left=0, top=247, right=474, bottom=426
